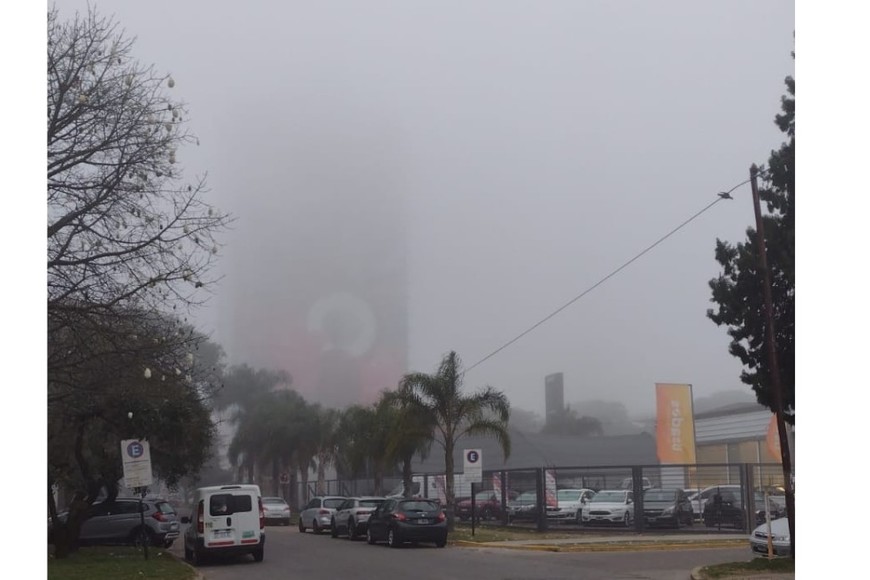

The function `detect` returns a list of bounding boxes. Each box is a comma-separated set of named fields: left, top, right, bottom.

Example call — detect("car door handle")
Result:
left=227, top=517, right=232, bottom=527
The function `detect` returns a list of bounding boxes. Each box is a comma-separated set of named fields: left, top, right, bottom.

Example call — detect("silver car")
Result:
left=330, top=497, right=385, bottom=539
left=749, top=517, right=791, bottom=558
left=298, top=496, right=346, bottom=534
left=50, top=497, right=180, bottom=548
left=262, top=496, right=291, bottom=526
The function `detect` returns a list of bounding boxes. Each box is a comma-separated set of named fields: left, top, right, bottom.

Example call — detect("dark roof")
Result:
left=410, top=429, right=659, bottom=472
left=693, top=402, right=769, bottom=420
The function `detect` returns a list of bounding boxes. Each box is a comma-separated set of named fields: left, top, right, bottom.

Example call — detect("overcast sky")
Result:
left=53, top=0, right=795, bottom=417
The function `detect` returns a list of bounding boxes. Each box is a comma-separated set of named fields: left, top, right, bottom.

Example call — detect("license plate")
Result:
left=214, top=529, right=232, bottom=539
left=417, top=519, right=430, bottom=524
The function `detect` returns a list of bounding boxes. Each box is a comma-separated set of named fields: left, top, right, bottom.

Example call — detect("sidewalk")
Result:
left=453, top=532, right=748, bottom=552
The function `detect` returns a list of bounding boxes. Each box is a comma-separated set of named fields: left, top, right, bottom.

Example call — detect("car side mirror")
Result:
left=181, top=516, right=190, bottom=524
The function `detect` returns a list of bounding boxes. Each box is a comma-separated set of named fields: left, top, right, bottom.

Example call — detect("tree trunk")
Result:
left=289, top=469, right=299, bottom=512
left=300, top=470, right=310, bottom=506
left=316, top=455, right=327, bottom=495
left=272, top=458, right=280, bottom=497
left=445, top=439, right=455, bottom=531
left=402, top=455, right=413, bottom=498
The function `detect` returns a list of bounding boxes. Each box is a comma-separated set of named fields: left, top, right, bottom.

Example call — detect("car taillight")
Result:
left=197, top=501, right=204, bottom=534
left=258, top=498, right=265, bottom=530
left=319, top=509, right=330, bottom=515
left=152, top=511, right=168, bottom=522
left=392, top=512, right=407, bottom=521
left=436, top=511, right=446, bottom=522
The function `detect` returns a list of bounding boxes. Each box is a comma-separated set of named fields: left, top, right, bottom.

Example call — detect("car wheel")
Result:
left=436, top=538, right=447, bottom=548
left=163, top=539, right=174, bottom=549
left=331, top=519, right=338, bottom=538
left=367, top=528, right=376, bottom=545
left=191, top=546, right=203, bottom=566
left=347, top=519, right=355, bottom=540
left=252, top=546, right=264, bottom=562
left=131, top=527, right=154, bottom=548
left=299, top=519, right=306, bottom=533
left=184, top=544, right=192, bottom=561
left=623, top=512, right=631, bottom=527
left=388, top=528, right=401, bottom=548
left=313, top=520, right=321, bottom=535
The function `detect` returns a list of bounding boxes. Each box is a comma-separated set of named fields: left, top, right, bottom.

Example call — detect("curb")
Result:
left=164, top=548, right=204, bottom=580
left=453, top=539, right=746, bottom=553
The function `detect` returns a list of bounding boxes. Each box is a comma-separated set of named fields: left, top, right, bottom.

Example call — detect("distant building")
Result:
left=544, top=372, right=564, bottom=425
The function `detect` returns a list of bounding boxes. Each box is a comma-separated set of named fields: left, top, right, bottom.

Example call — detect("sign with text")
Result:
left=121, top=439, right=153, bottom=488
left=463, top=448, right=482, bottom=483
left=655, top=383, right=697, bottom=464
left=766, top=414, right=782, bottom=461
left=545, top=469, right=558, bottom=508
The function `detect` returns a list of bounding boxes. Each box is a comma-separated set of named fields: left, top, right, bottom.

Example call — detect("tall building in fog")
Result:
left=220, top=123, right=409, bottom=409
left=545, top=372, right=565, bottom=425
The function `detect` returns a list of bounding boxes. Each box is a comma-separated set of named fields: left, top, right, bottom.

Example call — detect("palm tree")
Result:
left=381, top=390, right=435, bottom=498
left=399, top=351, right=511, bottom=529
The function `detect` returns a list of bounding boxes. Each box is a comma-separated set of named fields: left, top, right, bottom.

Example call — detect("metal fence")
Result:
left=289, top=462, right=787, bottom=535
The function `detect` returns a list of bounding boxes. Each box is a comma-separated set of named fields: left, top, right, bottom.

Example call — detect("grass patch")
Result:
left=700, top=557, right=794, bottom=578
left=450, top=524, right=577, bottom=543
left=48, top=546, right=195, bottom=580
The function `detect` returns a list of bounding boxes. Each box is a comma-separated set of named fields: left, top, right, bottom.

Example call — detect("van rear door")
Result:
left=205, top=492, right=260, bottom=548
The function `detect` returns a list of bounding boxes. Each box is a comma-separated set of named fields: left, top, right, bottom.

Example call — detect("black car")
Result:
left=702, top=489, right=785, bottom=530
left=365, top=498, right=447, bottom=548
left=642, top=488, right=694, bottom=528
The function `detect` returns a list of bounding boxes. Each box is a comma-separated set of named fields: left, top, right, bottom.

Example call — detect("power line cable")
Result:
left=463, top=175, right=756, bottom=376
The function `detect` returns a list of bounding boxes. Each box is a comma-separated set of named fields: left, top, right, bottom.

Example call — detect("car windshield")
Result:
left=263, top=498, right=286, bottom=505
left=400, top=500, right=439, bottom=512
left=644, top=490, right=675, bottom=501
left=515, top=492, right=536, bottom=502
left=323, top=498, right=345, bottom=509
left=360, top=499, right=384, bottom=508
left=591, top=492, right=626, bottom=503
left=558, top=490, right=581, bottom=501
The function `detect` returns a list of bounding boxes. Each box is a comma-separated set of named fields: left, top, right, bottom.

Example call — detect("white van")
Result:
left=182, top=484, right=265, bottom=564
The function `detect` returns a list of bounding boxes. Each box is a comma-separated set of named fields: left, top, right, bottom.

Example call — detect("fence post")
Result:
left=500, top=470, right=508, bottom=526
left=743, top=463, right=755, bottom=532
left=632, top=466, right=644, bottom=533
left=423, top=474, right=429, bottom=500
left=535, top=468, right=548, bottom=532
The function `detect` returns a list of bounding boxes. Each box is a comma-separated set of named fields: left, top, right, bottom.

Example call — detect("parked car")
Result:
left=507, top=490, right=539, bottom=523
left=620, top=477, right=653, bottom=491
left=642, top=488, right=694, bottom=528
left=261, top=497, right=291, bottom=526
left=547, top=489, right=596, bottom=524
left=702, top=488, right=785, bottom=530
left=687, top=485, right=741, bottom=519
left=580, top=489, right=634, bottom=527
left=50, top=497, right=180, bottom=548
left=366, top=498, right=447, bottom=548
left=331, top=497, right=385, bottom=539
left=298, top=496, right=346, bottom=534
left=456, top=490, right=516, bottom=521
left=749, top=517, right=791, bottom=558
left=181, top=484, right=265, bottom=565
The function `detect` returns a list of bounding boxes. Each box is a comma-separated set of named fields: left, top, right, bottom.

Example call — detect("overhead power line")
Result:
left=463, top=175, right=757, bottom=375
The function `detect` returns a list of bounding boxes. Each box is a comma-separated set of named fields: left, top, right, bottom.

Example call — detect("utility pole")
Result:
left=749, top=164, right=795, bottom=556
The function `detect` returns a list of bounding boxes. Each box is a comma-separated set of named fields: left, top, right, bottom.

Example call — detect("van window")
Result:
left=210, top=493, right=253, bottom=516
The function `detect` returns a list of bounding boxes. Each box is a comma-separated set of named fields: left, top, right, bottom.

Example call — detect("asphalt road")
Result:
left=172, top=525, right=750, bottom=580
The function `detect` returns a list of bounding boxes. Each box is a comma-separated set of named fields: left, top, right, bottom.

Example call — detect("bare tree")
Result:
left=48, top=6, right=230, bottom=329
left=47, top=6, right=231, bottom=557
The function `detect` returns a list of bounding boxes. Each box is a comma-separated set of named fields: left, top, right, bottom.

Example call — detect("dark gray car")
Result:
left=52, top=497, right=180, bottom=548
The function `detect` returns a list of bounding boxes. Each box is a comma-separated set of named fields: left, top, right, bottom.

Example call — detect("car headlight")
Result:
left=773, top=535, right=789, bottom=542
left=661, top=507, right=674, bottom=515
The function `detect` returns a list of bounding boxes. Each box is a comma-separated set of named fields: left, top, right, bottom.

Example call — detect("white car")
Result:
left=298, top=496, right=346, bottom=534
left=580, top=489, right=634, bottom=527
left=749, top=517, right=791, bottom=558
left=330, top=497, right=386, bottom=539
left=261, top=497, right=291, bottom=526
left=547, top=489, right=596, bottom=523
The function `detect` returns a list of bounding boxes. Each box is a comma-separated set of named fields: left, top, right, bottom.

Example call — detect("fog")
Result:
left=53, top=0, right=795, bottom=417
